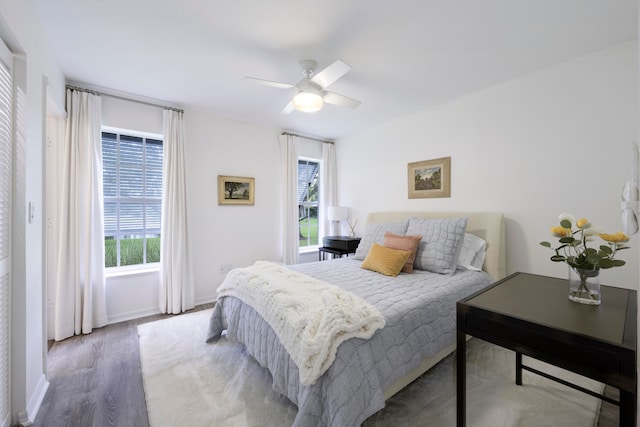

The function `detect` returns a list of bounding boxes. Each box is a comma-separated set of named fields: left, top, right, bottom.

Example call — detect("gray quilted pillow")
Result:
left=353, top=220, right=409, bottom=260
left=406, top=217, right=468, bottom=274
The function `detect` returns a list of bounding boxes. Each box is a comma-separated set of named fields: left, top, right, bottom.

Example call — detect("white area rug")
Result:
left=138, top=309, right=604, bottom=427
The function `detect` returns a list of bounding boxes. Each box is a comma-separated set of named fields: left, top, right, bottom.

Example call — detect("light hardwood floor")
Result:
left=33, top=303, right=214, bottom=427
left=32, top=302, right=618, bottom=426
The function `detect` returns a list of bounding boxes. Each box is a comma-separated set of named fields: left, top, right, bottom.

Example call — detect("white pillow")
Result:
left=405, top=217, right=467, bottom=275
left=353, top=220, right=409, bottom=260
left=457, top=233, right=487, bottom=271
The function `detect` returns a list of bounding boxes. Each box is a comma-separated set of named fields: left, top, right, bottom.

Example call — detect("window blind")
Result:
left=102, top=131, right=163, bottom=267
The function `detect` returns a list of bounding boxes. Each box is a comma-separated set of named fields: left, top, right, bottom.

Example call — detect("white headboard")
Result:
left=365, top=211, right=506, bottom=281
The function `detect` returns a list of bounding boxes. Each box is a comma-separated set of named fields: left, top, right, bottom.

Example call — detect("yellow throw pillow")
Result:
left=383, top=232, right=423, bottom=273
left=361, top=243, right=411, bottom=277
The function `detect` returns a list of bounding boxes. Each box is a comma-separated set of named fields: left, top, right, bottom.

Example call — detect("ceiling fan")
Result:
left=244, top=59, right=361, bottom=114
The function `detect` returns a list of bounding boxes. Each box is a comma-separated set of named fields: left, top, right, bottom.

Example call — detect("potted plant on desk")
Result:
left=540, top=213, right=629, bottom=305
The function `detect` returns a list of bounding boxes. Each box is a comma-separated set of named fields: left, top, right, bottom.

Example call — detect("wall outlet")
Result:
left=218, top=263, right=233, bottom=275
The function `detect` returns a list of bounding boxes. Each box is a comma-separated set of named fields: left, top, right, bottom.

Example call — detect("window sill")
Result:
left=299, top=246, right=320, bottom=255
left=105, top=264, right=160, bottom=278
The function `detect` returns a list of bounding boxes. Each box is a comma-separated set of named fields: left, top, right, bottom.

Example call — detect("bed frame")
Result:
left=362, top=211, right=506, bottom=399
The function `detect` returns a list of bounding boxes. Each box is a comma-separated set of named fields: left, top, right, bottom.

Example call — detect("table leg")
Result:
left=456, top=330, right=466, bottom=427
left=619, top=390, right=636, bottom=426
left=515, top=352, right=522, bottom=385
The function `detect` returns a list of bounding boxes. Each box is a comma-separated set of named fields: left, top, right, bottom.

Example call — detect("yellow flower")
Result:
left=542, top=213, right=630, bottom=271
left=576, top=218, right=590, bottom=228
left=599, top=232, right=630, bottom=243
left=551, top=225, right=570, bottom=237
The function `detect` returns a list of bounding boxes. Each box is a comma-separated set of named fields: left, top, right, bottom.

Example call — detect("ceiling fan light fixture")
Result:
left=292, top=91, right=324, bottom=112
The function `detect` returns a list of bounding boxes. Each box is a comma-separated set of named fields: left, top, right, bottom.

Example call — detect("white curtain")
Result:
left=320, top=142, right=337, bottom=237
left=279, top=133, right=299, bottom=264
left=54, top=89, right=107, bottom=341
left=159, top=109, right=194, bottom=314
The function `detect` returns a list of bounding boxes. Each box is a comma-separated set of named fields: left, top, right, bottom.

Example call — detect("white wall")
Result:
left=99, top=41, right=639, bottom=322
left=337, top=41, right=639, bottom=289
left=185, top=110, right=283, bottom=302
left=0, top=1, right=66, bottom=424
left=95, top=97, right=163, bottom=322
left=100, top=105, right=335, bottom=320
left=48, top=90, right=331, bottom=324
left=94, top=99, right=286, bottom=322
left=102, top=96, right=164, bottom=134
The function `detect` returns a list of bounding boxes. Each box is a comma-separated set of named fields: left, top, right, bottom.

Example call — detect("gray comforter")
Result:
left=207, top=258, right=492, bottom=427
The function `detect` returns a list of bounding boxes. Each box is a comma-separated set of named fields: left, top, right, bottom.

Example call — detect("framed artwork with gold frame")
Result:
left=407, top=157, right=451, bottom=199
left=218, top=175, right=255, bottom=205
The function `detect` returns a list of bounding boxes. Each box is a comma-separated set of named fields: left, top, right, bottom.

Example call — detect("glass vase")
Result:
left=568, top=267, right=601, bottom=305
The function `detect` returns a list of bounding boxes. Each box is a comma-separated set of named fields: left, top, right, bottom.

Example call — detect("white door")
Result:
left=0, top=37, right=13, bottom=427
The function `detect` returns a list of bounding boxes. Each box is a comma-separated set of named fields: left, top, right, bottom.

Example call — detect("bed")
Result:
left=207, top=211, right=505, bottom=426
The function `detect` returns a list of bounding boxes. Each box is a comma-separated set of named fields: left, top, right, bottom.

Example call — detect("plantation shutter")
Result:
left=0, top=37, right=12, bottom=427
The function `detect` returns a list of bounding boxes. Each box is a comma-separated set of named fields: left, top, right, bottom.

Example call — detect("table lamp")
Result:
left=327, top=206, right=348, bottom=236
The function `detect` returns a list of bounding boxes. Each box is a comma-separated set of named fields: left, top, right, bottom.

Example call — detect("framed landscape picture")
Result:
left=407, top=157, right=451, bottom=199
left=218, top=175, right=255, bottom=205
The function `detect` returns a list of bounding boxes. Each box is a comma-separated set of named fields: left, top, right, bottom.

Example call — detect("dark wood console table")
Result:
left=456, top=272, right=637, bottom=426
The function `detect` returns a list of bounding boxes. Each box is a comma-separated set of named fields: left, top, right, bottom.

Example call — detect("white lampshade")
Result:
left=327, top=206, right=348, bottom=222
left=292, top=91, right=324, bottom=112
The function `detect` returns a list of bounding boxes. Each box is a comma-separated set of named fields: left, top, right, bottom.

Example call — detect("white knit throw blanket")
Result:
left=216, top=261, right=386, bottom=386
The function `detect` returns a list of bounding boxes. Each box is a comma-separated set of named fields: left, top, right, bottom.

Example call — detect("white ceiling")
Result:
left=32, top=0, right=637, bottom=139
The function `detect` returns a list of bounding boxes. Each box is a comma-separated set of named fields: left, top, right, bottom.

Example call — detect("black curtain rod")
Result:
left=280, top=132, right=334, bottom=144
left=65, top=85, right=184, bottom=113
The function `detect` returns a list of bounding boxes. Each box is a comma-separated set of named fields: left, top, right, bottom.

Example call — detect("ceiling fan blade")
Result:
left=281, top=101, right=295, bottom=114
left=323, top=91, right=361, bottom=109
left=244, top=76, right=295, bottom=90
left=310, top=60, right=351, bottom=89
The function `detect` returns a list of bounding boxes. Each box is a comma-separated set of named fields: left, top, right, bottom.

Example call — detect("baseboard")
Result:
left=107, top=307, right=160, bottom=325
left=195, top=295, right=216, bottom=307
left=18, top=373, right=49, bottom=426
left=107, top=297, right=216, bottom=325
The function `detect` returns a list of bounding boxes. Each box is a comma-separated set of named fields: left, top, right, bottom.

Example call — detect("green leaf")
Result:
left=559, top=237, right=575, bottom=244
left=539, top=241, right=551, bottom=248
left=599, top=259, right=614, bottom=268
left=574, top=255, right=584, bottom=264
left=574, top=259, right=596, bottom=269
left=587, top=253, right=602, bottom=265
left=560, top=219, right=572, bottom=228
left=599, top=245, right=613, bottom=255
left=611, top=259, right=626, bottom=267
left=550, top=255, right=566, bottom=262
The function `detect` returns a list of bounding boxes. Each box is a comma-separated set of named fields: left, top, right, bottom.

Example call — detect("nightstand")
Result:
left=456, top=272, right=637, bottom=426
left=318, top=236, right=361, bottom=261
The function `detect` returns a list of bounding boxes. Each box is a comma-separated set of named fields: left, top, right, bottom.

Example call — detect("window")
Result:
left=102, top=130, right=163, bottom=268
left=298, top=158, right=320, bottom=248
